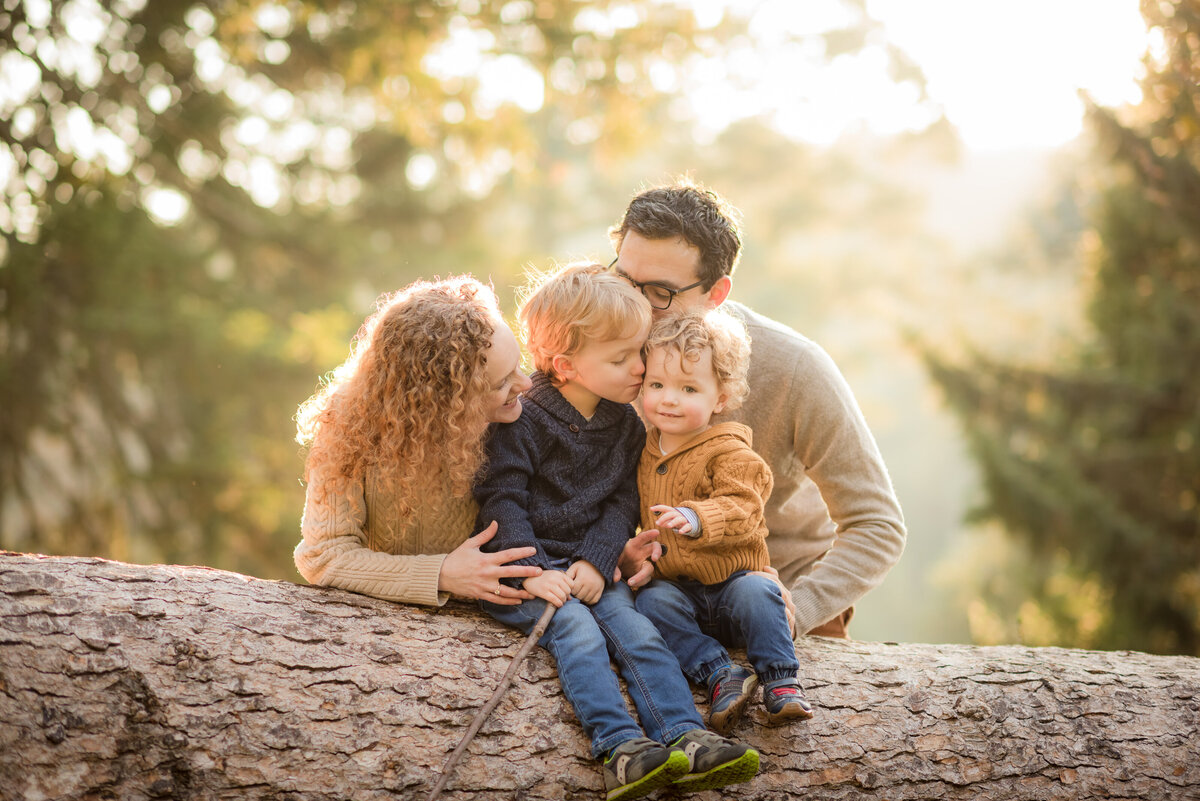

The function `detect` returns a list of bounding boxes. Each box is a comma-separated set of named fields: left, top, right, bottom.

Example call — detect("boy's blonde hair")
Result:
left=644, top=308, right=751, bottom=411
left=519, top=262, right=652, bottom=382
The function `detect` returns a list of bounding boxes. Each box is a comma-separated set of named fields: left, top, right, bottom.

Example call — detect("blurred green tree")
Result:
left=921, top=0, right=1200, bottom=654
left=1, top=0, right=931, bottom=578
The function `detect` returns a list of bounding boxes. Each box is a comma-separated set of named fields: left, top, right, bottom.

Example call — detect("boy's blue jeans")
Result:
left=634, top=572, right=799, bottom=688
left=481, top=581, right=703, bottom=759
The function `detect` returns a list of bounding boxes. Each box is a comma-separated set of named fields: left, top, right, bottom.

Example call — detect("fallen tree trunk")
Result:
left=1, top=553, right=1197, bottom=801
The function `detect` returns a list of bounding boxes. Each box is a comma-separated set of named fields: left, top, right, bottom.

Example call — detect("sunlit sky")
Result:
left=869, top=0, right=1148, bottom=149
left=0, top=0, right=1153, bottom=229
left=682, top=0, right=1149, bottom=149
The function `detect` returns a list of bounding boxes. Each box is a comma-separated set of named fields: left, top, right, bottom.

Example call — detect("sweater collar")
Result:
left=648, top=421, right=753, bottom=458
left=526, top=371, right=629, bottom=429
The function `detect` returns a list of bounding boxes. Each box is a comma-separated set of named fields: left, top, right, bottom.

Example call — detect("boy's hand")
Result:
left=566, top=560, right=605, bottom=605
left=522, top=571, right=573, bottom=608
left=650, top=504, right=692, bottom=535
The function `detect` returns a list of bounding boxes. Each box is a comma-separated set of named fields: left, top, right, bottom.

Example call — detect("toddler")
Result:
left=634, top=308, right=813, bottom=734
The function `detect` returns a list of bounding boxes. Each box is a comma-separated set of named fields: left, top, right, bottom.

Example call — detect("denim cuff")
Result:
left=762, top=669, right=801, bottom=687
left=695, top=656, right=733, bottom=688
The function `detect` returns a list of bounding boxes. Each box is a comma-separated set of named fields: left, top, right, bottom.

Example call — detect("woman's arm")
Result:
left=295, top=478, right=539, bottom=606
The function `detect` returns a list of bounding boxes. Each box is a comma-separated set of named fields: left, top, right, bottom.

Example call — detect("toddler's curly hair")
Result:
left=643, top=308, right=751, bottom=410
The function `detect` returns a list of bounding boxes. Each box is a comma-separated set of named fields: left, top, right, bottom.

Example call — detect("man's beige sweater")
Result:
left=715, top=301, right=907, bottom=634
left=294, top=470, right=476, bottom=606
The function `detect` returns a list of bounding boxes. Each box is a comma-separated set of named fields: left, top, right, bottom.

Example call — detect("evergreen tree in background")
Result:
left=924, top=0, right=1200, bottom=654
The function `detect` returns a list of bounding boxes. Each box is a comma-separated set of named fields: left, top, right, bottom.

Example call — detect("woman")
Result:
left=294, top=275, right=540, bottom=605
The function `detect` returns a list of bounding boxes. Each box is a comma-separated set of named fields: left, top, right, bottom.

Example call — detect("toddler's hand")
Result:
left=523, top=571, right=573, bottom=608
left=566, top=560, right=605, bottom=605
left=650, top=504, right=692, bottom=535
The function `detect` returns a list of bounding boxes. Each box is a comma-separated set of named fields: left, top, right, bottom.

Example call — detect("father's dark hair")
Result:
left=608, top=179, right=742, bottom=288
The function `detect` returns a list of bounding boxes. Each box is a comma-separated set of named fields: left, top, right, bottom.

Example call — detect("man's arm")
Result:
left=783, top=342, right=906, bottom=635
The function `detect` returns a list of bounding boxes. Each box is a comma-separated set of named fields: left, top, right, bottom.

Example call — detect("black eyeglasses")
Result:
left=607, top=257, right=705, bottom=310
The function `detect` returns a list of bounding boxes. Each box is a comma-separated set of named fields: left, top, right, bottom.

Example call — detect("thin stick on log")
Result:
left=426, top=602, right=558, bottom=801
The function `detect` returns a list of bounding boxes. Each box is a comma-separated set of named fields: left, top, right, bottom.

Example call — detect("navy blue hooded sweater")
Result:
left=474, top=371, right=644, bottom=585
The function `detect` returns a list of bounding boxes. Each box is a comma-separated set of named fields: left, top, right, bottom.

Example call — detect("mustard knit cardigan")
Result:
left=637, top=422, right=774, bottom=585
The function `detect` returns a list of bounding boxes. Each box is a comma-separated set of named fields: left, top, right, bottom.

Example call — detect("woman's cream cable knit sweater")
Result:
left=294, top=470, right=477, bottom=606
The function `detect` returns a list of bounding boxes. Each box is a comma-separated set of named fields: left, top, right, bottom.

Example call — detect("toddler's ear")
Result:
left=551, top=353, right=576, bottom=381
left=713, top=391, right=730, bottom=415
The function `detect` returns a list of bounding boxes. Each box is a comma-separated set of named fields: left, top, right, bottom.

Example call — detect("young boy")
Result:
left=634, top=308, right=813, bottom=734
left=473, top=263, right=759, bottom=801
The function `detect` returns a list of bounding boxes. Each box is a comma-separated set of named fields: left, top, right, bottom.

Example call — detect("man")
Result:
left=612, top=180, right=906, bottom=639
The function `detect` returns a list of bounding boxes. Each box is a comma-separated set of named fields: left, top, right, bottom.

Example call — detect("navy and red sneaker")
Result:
left=763, top=680, right=814, bottom=725
left=706, top=665, right=758, bottom=734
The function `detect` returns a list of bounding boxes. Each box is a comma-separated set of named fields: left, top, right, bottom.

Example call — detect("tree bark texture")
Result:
left=1, top=553, right=1197, bottom=801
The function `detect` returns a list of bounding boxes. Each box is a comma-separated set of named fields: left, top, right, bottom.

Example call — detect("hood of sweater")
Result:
left=524, top=370, right=631, bottom=429
left=646, top=420, right=754, bottom=461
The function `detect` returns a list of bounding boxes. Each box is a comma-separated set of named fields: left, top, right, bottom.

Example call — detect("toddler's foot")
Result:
left=602, top=737, right=689, bottom=801
left=706, top=664, right=758, bottom=734
left=669, top=728, right=760, bottom=792
left=763, top=679, right=814, bottom=724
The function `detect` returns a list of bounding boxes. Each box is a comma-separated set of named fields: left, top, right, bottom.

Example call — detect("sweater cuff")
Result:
left=417, top=554, right=451, bottom=607
left=683, top=499, right=728, bottom=539
left=575, top=542, right=621, bottom=587
left=676, top=507, right=701, bottom=537
left=791, top=588, right=831, bottom=639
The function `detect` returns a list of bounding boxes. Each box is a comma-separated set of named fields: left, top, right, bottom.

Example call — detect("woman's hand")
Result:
left=438, top=521, right=542, bottom=605
left=615, top=529, right=661, bottom=589
left=649, top=504, right=692, bottom=535
left=523, top=570, right=573, bottom=608
left=566, top=560, right=604, bottom=605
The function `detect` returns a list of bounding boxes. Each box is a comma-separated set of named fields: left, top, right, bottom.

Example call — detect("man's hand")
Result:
left=615, top=529, right=661, bottom=589
left=566, top=560, right=605, bottom=605
left=749, top=566, right=796, bottom=638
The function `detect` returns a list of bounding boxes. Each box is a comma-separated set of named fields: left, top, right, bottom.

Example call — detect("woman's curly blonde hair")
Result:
left=296, top=276, right=500, bottom=516
left=643, top=308, right=752, bottom=411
